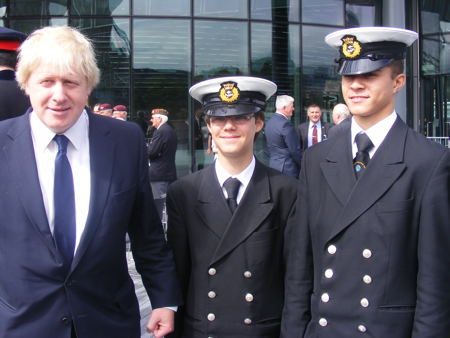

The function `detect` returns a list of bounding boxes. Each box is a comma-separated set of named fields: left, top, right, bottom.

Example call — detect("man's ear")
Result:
left=393, top=73, right=406, bottom=93
left=255, top=118, right=264, bottom=133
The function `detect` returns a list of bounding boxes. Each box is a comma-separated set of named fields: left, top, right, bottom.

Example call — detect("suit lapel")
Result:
left=71, top=114, right=115, bottom=270
left=327, top=118, right=408, bottom=242
left=211, top=162, right=274, bottom=265
left=3, top=112, right=58, bottom=257
left=320, top=128, right=355, bottom=206
left=195, top=165, right=232, bottom=238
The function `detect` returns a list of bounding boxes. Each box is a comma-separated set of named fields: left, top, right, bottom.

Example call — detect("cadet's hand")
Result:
left=146, top=308, right=175, bottom=338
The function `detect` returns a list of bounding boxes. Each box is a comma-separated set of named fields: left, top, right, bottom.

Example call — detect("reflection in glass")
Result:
left=133, top=0, right=189, bottom=16
left=71, top=0, right=128, bottom=15
left=346, top=4, right=376, bottom=27
left=8, top=0, right=67, bottom=16
left=302, top=0, right=344, bottom=26
left=195, top=0, right=247, bottom=19
left=133, top=19, right=191, bottom=175
left=251, top=0, right=299, bottom=22
left=194, top=20, right=248, bottom=80
left=9, top=18, right=68, bottom=34
left=302, top=25, right=341, bottom=119
left=71, top=18, right=130, bottom=110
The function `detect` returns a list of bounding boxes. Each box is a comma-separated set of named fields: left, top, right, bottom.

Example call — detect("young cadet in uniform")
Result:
left=166, top=76, right=299, bottom=337
left=285, top=27, right=450, bottom=337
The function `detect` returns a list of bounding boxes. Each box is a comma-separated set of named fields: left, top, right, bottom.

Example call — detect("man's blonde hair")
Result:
left=16, top=26, right=100, bottom=91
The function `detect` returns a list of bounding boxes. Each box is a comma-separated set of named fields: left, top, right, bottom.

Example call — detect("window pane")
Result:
left=194, top=0, right=247, bottom=19
left=133, top=0, right=189, bottom=16
left=133, top=19, right=191, bottom=176
left=302, top=0, right=344, bottom=25
left=8, top=18, right=68, bottom=34
left=8, top=0, right=68, bottom=16
left=71, top=0, right=129, bottom=15
left=346, top=4, right=376, bottom=27
left=302, top=25, right=341, bottom=122
left=251, top=0, right=299, bottom=22
left=71, top=18, right=131, bottom=110
left=194, top=20, right=248, bottom=79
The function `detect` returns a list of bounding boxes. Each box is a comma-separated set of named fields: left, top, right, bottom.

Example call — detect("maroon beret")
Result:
left=113, top=105, right=127, bottom=111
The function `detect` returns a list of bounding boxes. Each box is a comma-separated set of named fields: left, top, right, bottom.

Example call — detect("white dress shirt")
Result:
left=308, top=120, right=323, bottom=147
left=351, top=111, right=397, bottom=159
left=215, top=157, right=255, bottom=204
left=30, top=110, right=91, bottom=253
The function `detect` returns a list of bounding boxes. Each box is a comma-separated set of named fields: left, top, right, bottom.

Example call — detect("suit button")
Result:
left=358, top=324, right=367, bottom=332
left=208, top=268, right=217, bottom=276
left=207, top=313, right=215, bottom=321
left=362, top=249, right=372, bottom=259
left=324, top=268, right=334, bottom=278
left=61, top=316, right=71, bottom=326
left=321, top=293, right=330, bottom=303
left=208, top=291, right=216, bottom=299
left=327, top=245, right=337, bottom=255
left=243, top=271, right=252, bottom=278
left=244, top=318, right=252, bottom=325
left=245, top=293, right=254, bottom=302
left=318, top=318, right=328, bottom=327
left=363, top=275, right=372, bottom=284
left=360, top=298, right=369, bottom=307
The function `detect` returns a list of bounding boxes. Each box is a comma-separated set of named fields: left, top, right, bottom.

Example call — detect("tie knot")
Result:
left=54, top=134, right=69, bottom=153
left=355, top=133, right=373, bottom=153
left=223, top=177, right=241, bottom=201
left=312, top=124, right=317, bottom=129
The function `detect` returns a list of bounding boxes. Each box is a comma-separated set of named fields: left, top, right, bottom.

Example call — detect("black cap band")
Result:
left=203, top=91, right=267, bottom=116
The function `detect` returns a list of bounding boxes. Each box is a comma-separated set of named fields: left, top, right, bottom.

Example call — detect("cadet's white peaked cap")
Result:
left=189, top=76, right=277, bottom=116
left=325, top=26, right=418, bottom=75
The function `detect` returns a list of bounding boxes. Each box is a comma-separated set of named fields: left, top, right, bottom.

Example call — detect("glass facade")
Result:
left=1, top=0, right=446, bottom=176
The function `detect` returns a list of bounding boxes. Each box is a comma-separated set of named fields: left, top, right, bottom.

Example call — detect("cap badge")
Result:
left=219, top=81, right=240, bottom=103
left=341, top=35, right=362, bottom=59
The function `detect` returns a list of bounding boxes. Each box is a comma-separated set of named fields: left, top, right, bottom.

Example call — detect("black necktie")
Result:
left=223, top=177, right=241, bottom=213
left=53, top=135, right=76, bottom=272
left=353, top=132, right=374, bottom=178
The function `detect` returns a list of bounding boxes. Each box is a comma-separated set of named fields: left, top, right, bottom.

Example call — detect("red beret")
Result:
left=98, top=103, right=111, bottom=110
left=113, top=105, right=127, bottom=111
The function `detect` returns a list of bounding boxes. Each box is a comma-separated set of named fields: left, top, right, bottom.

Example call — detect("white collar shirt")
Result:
left=308, top=120, right=322, bottom=147
left=351, top=111, right=397, bottom=159
left=215, top=157, right=255, bottom=204
left=30, top=110, right=91, bottom=253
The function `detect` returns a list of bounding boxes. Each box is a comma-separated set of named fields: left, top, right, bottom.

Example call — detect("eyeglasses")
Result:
left=209, top=114, right=255, bottom=125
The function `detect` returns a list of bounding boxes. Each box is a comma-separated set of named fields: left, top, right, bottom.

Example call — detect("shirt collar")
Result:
left=30, top=110, right=89, bottom=152
left=309, top=120, right=321, bottom=129
left=351, top=111, right=397, bottom=149
left=215, top=156, right=256, bottom=188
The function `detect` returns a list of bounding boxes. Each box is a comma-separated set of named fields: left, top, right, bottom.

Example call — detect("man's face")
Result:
left=307, top=106, right=322, bottom=123
left=283, top=102, right=294, bottom=118
left=207, top=113, right=263, bottom=161
left=342, top=66, right=405, bottom=126
left=99, top=109, right=112, bottom=117
left=151, top=115, right=161, bottom=128
left=25, top=62, right=90, bottom=133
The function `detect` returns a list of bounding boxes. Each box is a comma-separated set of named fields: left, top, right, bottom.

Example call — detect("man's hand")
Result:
left=146, top=308, right=175, bottom=338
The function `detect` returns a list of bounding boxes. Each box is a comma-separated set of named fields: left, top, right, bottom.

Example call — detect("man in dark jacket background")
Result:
left=148, top=108, right=177, bottom=220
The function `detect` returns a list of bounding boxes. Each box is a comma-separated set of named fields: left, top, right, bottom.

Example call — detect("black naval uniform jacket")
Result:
left=166, top=160, right=298, bottom=338
left=0, top=70, right=30, bottom=121
left=285, top=117, right=450, bottom=337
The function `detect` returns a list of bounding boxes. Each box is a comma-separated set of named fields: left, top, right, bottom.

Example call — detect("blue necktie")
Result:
left=53, top=135, right=76, bottom=271
left=353, top=132, right=374, bottom=179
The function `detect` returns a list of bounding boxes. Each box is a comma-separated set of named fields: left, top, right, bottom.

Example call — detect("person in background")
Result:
left=0, top=26, right=30, bottom=121
left=92, top=103, right=101, bottom=114
left=265, top=94, right=302, bottom=177
left=0, top=25, right=181, bottom=338
left=328, top=102, right=351, bottom=138
left=287, top=26, right=450, bottom=337
left=297, top=104, right=331, bottom=150
left=98, top=103, right=112, bottom=117
left=147, top=108, right=177, bottom=221
left=167, top=76, right=298, bottom=337
left=112, top=104, right=127, bottom=121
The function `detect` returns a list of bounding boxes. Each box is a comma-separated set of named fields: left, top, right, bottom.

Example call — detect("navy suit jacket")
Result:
left=0, top=111, right=181, bottom=338
left=298, top=121, right=331, bottom=151
left=265, top=113, right=302, bottom=177
left=283, top=117, right=450, bottom=337
left=148, top=122, right=177, bottom=182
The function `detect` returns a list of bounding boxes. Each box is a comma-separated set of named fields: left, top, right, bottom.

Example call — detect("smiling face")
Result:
left=25, top=62, right=91, bottom=133
left=207, top=113, right=264, bottom=162
left=342, top=65, right=405, bottom=129
left=307, top=105, right=322, bottom=123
